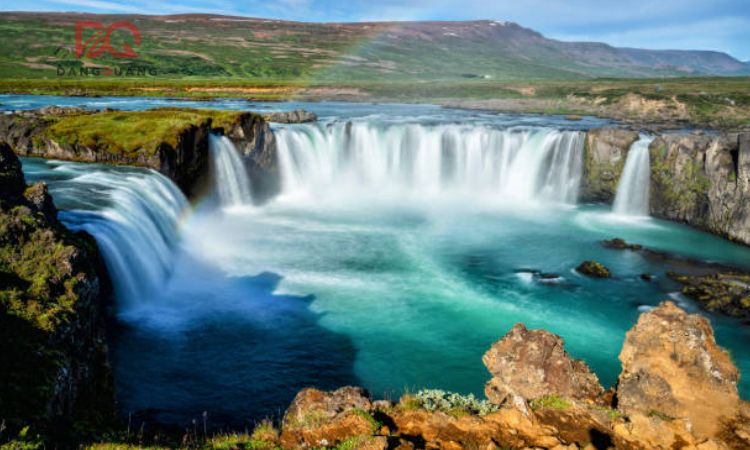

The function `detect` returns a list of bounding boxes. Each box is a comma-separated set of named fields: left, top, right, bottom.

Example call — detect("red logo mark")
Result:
left=75, top=21, right=141, bottom=59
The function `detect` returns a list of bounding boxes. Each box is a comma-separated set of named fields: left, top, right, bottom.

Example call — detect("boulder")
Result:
left=582, top=128, right=639, bottom=202
left=280, top=386, right=377, bottom=448
left=576, top=260, right=612, bottom=278
left=617, top=301, right=740, bottom=438
left=601, top=238, right=642, bottom=251
left=482, top=323, right=604, bottom=408
left=668, top=271, right=750, bottom=318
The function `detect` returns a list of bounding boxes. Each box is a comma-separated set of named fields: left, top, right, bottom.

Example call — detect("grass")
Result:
left=39, top=108, right=247, bottom=157
left=528, top=395, right=571, bottom=411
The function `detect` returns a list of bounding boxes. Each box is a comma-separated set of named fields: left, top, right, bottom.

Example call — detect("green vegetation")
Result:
left=414, top=389, right=500, bottom=416
left=39, top=108, right=246, bottom=156
left=528, top=395, right=571, bottom=411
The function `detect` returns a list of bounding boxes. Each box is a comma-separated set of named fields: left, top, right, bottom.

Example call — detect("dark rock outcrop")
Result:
left=263, top=109, right=317, bottom=123
left=617, top=301, right=740, bottom=438
left=582, top=128, right=639, bottom=202
left=649, top=132, right=750, bottom=245
left=482, top=323, right=604, bottom=409
left=222, top=112, right=281, bottom=203
left=0, top=142, right=113, bottom=441
left=576, top=260, right=612, bottom=278
left=668, top=271, right=750, bottom=318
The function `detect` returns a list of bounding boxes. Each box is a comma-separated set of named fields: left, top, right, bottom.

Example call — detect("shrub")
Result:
left=414, top=389, right=499, bottom=416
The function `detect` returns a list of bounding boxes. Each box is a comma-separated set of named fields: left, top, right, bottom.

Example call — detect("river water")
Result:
left=8, top=95, right=750, bottom=429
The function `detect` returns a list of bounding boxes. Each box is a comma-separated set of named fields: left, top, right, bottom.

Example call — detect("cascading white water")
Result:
left=58, top=169, right=188, bottom=306
left=613, top=135, right=654, bottom=216
left=209, top=134, right=253, bottom=207
left=275, top=122, right=584, bottom=204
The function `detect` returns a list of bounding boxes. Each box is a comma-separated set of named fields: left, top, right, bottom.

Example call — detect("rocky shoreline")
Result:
left=223, top=301, right=749, bottom=450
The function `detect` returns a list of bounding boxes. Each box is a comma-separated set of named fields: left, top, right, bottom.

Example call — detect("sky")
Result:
left=2, top=0, right=749, bottom=60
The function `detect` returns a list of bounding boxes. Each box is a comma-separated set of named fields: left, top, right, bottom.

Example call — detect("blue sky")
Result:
left=3, top=0, right=749, bottom=60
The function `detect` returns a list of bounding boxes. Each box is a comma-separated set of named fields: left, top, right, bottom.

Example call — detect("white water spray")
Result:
left=275, top=122, right=584, bottom=204
left=58, top=169, right=188, bottom=306
left=613, top=135, right=653, bottom=216
left=209, top=134, right=253, bottom=207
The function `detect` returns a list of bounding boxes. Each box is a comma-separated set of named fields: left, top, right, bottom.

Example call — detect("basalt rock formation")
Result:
left=584, top=128, right=750, bottom=246
left=259, top=302, right=750, bottom=449
left=581, top=128, right=639, bottom=203
left=0, top=142, right=113, bottom=442
left=0, top=107, right=280, bottom=201
left=649, top=132, right=750, bottom=246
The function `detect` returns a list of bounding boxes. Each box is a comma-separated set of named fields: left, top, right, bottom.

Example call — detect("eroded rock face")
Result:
left=650, top=132, right=750, bottom=246
left=617, top=301, right=740, bottom=437
left=483, top=323, right=604, bottom=407
left=582, top=128, right=639, bottom=202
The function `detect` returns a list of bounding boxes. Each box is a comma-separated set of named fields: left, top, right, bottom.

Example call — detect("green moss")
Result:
left=41, top=108, right=246, bottom=158
left=529, top=395, right=571, bottom=410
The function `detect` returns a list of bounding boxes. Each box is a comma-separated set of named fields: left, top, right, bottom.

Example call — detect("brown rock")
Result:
left=483, top=324, right=604, bottom=408
left=280, top=386, right=376, bottom=448
left=617, top=301, right=740, bottom=438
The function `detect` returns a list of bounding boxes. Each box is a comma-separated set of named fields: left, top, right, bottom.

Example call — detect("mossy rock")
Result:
left=576, top=260, right=612, bottom=278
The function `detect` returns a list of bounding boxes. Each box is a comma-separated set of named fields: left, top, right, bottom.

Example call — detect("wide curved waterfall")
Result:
left=275, top=123, right=585, bottom=204
left=613, top=136, right=654, bottom=216
left=209, top=134, right=253, bottom=207
left=57, top=169, right=188, bottom=305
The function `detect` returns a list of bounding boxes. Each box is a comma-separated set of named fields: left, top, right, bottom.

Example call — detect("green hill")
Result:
left=1, top=12, right=748, bottom=82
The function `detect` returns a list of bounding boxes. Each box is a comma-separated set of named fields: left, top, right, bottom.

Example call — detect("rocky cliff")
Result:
left=0, top=107, right=281, bottom=201
left=253, top=302, right=750, bottom=450
left=582, top=128, right=639, bottom=202
left=583, top=128, right=750, bottom=246
left=649, top=132, right=750, bottom=245
left=0, top=142, right=113, bottom=443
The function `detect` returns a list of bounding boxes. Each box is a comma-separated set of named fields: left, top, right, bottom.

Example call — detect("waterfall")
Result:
left=209, top=134, right=253, bottom=207
left=275, top=122, right=584, bottom=204
left=613, top=135, right=654, bottom=216
left=58, top=169, right=188, bottom=306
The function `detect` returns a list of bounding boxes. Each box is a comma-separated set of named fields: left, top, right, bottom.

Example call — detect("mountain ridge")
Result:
left=0, top=12, right=748, bottom=80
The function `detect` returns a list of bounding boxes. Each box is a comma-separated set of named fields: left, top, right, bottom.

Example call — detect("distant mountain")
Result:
left=0, top=12, right=748, bottom=80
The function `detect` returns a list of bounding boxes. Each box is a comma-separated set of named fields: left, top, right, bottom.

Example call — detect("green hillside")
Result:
left=1, top=12, right=748, bottom=82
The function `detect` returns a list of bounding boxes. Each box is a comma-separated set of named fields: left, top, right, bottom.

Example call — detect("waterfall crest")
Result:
left=275, top=122, right=584, bottom=204
left=59, top=170, right=188, bottom=306
left=613, top=136, right=654, bottom=216
left=209, top=134, right=253, bottom=207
